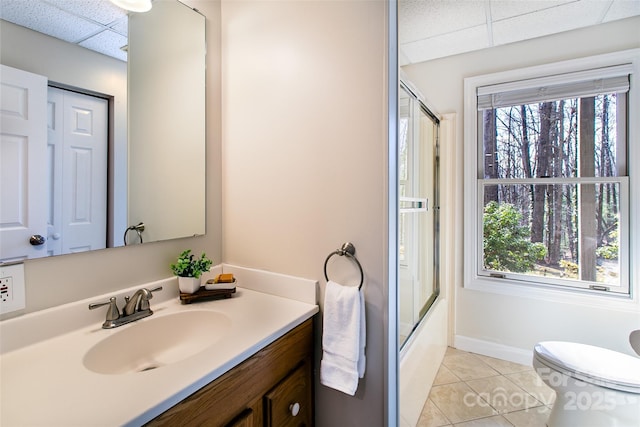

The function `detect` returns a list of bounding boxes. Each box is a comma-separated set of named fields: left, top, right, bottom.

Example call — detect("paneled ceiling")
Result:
left=399, top=0, right=640, bottom=66
left=0, top=0, right=129, bottom=61
left=2, top=1, right=639, bottom=65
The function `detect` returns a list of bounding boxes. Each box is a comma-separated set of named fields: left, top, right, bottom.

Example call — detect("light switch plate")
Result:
left=0, top=263, right=26, bottom=314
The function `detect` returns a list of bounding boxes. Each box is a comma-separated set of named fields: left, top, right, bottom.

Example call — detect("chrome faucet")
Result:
left=89, top=286, right=162, bottom=329
left=123, top=287, right=153, bottom=316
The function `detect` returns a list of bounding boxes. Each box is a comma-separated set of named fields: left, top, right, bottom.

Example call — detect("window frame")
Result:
left=463, top=49, right=640, bottom=302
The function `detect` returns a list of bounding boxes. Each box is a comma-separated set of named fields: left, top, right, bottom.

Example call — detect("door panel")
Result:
left=47, top=88, right=63, bottom=256
left=60, top=90, right=108, bottom=254
left=0, top=65, right=48, bottom=262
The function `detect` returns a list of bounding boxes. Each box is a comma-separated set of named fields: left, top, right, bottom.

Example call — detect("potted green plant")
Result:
left=170, top=249, right=213, bottom=293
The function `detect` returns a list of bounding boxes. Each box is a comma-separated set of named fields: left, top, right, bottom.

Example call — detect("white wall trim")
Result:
left=439, top=113, right=457, bottom=346
left=453, top=335, right=533, bottom=367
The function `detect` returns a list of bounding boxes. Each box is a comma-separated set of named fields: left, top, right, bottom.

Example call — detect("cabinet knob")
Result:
left=289, top=402, right=300, bottom=417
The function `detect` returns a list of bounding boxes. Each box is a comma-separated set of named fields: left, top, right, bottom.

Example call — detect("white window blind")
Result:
left=477, top=64, right=631, bottom=110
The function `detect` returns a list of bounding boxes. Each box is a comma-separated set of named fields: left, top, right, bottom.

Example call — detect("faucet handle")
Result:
left=139, top=286, right=163, bottom=311
left=88, top=297, right=120, bottom=321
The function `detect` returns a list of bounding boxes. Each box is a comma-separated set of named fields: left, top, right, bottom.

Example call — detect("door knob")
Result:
left=29, top=235, right=46, bottom=246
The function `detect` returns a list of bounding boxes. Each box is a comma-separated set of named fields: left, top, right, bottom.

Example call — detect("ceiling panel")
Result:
left=79, top=25, right=127, bottom=59
left=402, top=23, right=490, bottom=64
left=489, top=0, right=575, bottom=22
left=399, top=0, right=486, bottom=43
left=400, top=0, right=640, bottom=66
left=491, top=1, right=611, bottom=46
left=0, top=0, right=128, bottom=61
left=46, top=0, right=125, bottom=24
left=604, top=0, right=640, bottom=21
left=1, top=0, right=101, bottom=43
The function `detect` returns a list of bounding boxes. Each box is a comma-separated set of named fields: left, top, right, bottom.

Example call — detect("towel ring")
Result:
left=323, top=242, right=364, bottom=290
left=123, top=222, right=145, bottom=246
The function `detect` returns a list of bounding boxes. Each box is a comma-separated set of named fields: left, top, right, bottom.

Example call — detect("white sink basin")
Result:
left=83, top=310, right=231, bottom=375
left=1, top=271, right=318, bottom=427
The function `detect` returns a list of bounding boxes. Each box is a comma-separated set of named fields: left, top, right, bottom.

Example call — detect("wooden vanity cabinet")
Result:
left=146, top=317, right=314, bottom=427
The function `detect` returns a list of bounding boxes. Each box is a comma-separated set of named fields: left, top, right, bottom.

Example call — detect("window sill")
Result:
left=464, top=275, right=638, bottom=312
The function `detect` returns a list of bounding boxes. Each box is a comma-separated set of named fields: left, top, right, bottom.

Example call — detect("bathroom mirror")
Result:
left=0, top=0, right=206, bottom=262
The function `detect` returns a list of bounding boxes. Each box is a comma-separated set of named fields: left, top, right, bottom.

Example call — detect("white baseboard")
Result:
left=453, top=335, right=533, bottom=366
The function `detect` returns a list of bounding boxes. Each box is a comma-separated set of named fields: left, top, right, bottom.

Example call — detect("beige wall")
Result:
left=0, top=0, right=222, bottom=315
left=221, top=1, right=389, bottom=425
left=402, top=16, right=640, bottom=358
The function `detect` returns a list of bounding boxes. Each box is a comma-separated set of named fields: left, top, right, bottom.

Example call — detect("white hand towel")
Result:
left=320, top=280, right=366, bottom=395
left=358, top=289, right=366, bottom=378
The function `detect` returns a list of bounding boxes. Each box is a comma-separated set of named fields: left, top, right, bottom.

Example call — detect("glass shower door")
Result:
left=398, top=83, right=440, bottom=348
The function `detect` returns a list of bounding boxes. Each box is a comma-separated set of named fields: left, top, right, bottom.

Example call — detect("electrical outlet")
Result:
left=0, top=263, right=26, bottom=314
left=1, top=276, right=13, bottom=302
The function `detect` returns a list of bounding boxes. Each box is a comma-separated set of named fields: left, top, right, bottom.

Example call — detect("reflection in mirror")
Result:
left=0, top=0, right=206, bottom=263
left=128, top=0, right=206, bottom=245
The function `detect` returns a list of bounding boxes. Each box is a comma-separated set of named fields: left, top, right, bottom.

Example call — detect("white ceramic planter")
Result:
left=178, top=276, right=201, bottom=294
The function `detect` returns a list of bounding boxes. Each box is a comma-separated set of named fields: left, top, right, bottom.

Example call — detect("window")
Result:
left=464, top=51, right=639, bottom=297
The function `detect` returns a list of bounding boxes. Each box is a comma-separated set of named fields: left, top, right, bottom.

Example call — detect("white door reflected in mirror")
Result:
left=0, top=65, right=48, bottom=261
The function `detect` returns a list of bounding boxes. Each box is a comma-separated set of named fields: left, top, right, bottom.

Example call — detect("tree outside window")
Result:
left=480, top=93, right=626, bottom=289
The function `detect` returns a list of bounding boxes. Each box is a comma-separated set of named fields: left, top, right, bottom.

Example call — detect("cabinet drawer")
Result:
left=264, top=362, right=312, bottom=427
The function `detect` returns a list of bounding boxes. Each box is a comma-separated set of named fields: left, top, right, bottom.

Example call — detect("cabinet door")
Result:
left=226, top=409, right=254, bottom=427
left=264, top=362, right=312, bottom=427
left=146, top=319, right=314, bottom=427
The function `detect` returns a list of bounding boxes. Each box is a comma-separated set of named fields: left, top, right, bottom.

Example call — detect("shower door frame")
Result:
left=398, top=81, right=441, bottom=348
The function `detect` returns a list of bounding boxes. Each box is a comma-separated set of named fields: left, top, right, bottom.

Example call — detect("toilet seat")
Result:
left=534, top=341, right=640, bottom=393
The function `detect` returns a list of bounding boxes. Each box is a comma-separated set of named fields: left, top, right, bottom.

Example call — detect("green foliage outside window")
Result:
left=596, top=229, right=619, bottom=260
left=483, top=201, right=547, bottom=273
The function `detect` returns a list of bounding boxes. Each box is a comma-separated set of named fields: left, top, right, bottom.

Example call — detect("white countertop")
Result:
left=0, top=267, right=318, bottom=427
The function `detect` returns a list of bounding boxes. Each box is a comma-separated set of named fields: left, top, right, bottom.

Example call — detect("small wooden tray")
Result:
left=179, top=285, right=236, bottom=304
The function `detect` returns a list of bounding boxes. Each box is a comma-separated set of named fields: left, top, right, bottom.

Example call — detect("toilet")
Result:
left=533, top=341, right=640, bottom=427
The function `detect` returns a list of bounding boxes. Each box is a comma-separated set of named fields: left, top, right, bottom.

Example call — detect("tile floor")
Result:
left=417, top=347, right=556, bottom=426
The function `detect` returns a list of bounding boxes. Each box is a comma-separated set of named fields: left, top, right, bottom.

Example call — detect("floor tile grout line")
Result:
left=422, top=347, right=553, bottom=426
left=460, top=375, right=543, bottom=416
left=426, top=395, right=454, bottom=426
left=451, top=412, right=517, bottom=427
left=484, top=371, right=546, bottom=411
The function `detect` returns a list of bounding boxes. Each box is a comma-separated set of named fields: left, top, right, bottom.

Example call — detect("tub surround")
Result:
left=399, top=298, right=448, bottom=426
left=0, top=265, right=318, bottom=426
